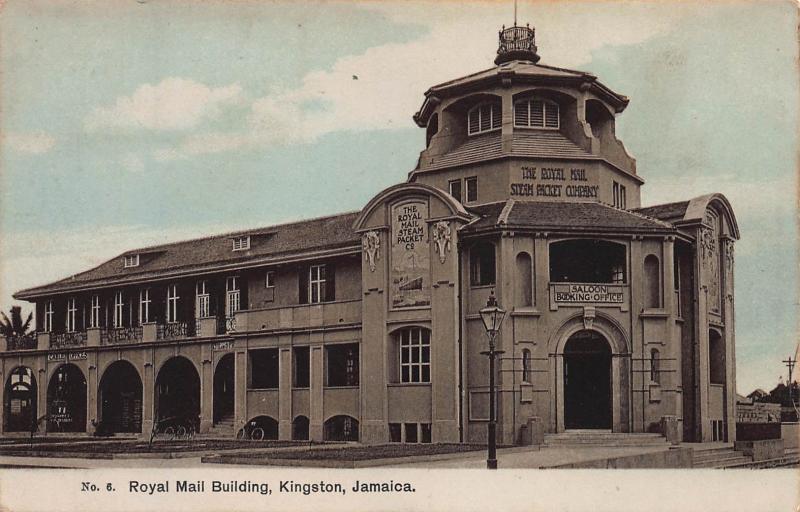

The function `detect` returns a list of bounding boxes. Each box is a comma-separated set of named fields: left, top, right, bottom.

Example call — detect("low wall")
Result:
left=736, top=422, right=781, bottom=441
left=548, top=447, right=692, bottom=469
left=734, top=439, right=784, bottom=462
left=781, top=423, right=799, bottom=449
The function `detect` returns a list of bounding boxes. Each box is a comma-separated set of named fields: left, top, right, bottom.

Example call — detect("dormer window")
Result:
left=467, top=102, right=501, bottom=135
left=124, top=254, right=139, bottom=268
left=232, top=235, right=250, bottom=251
left=514, top=99, right=559, bottom=129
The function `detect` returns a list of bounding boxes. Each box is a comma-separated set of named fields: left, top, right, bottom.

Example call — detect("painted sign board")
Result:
left=552, top=284, right=625, bottom=304
left=47, top=351, right=88, bottom=362
left=390, top=200, right=431, bottom=308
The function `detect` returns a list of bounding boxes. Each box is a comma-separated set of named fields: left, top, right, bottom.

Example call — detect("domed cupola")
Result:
left=495, top=24, right=540, bottom=65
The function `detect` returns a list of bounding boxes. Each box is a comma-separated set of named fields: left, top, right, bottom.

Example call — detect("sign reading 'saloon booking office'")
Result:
left=552, top=284, right=625, bottom=304
left=391, top=200, right=431, bottom=309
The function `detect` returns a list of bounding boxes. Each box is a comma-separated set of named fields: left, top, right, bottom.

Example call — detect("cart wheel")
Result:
left=251, top=427, right=265, bottom=441
left=164, top=426, right=175, bottom=439
left=236, top=428, right=245, bottom=440
left=176, top=425, right=187, bottom=438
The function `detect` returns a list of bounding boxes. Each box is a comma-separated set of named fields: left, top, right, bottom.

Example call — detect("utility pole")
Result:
left=782, top=356, right=797, bottom=409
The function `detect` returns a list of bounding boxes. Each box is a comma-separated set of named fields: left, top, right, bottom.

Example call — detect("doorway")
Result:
left=563, top=330, right=612, bottom=429
left=98, top=361, right=142, bottom=433
left=213, top=353, right=235, bottom=424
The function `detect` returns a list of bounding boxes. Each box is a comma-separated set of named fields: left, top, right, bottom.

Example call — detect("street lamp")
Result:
left=479, top=290, right=507, bottom=469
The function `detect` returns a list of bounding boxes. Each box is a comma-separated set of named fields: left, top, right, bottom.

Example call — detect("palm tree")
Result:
left=0, top=306, right=33, bottom=338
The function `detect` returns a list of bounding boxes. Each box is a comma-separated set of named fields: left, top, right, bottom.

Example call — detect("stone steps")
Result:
left=691, top=446, right=752, bottom=468
left=544, top=432, right=668, bottom=447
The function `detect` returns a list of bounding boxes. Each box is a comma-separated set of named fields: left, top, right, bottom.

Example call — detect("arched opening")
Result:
left=98, top=361, right=142, bottom=433
left=515, top=252, right=533, bottom=307
left=4, top=367, right=37, bottom=432
left=247, top=415, right=279, bottom=440
left=709, top=330, right=725, bottom=385
left=292, top=415, right=310, bottom=440
left=324, top=415, right=359, bottom=442
left=425, top=113, right=439, bottom=147
left=549, top=239, right=626, bottom=283
left=47, top=364, right=87, bottom=432
left=644, top=255, right=661, bottom=308
left=563, top=330, right=612, bottom=429
left=155, top=357, right=200, bottom=431
left=213, top=353, right=235, bottom=424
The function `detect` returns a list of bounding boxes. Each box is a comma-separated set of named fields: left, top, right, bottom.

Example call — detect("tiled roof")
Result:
left=427, top=61, right=591, bottom=92
left=633, top=201, right=690, bottom=221
left=463, top=200, right=676, bottom=234
left=423, top=131, right=592, bottom=171
left=15, top=212, right=362, bottom=299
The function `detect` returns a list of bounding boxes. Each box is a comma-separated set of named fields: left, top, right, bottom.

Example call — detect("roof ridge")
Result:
left=122, top=210, right=361, bottom=254
left=599, top=202, right=675, bottom=228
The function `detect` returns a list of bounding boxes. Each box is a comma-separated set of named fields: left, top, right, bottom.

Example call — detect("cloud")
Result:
left=3, top=131, right=57, bottom=154
left=153, top=2, right=693, bottom=159
left=85, top=78, right=243, bottom=132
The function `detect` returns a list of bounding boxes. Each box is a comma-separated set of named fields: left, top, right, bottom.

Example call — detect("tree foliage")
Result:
left=0, top=306, right=33, bottom=337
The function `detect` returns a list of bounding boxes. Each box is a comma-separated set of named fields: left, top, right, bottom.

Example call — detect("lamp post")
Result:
left=479, top=290, right=507, bottom=470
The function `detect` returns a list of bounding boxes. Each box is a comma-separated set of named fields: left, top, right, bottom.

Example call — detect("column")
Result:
left=199, top=344, right=213, bottom=433
left=629, top=237, right=644, bottom=433
left=141, top=352, right=155, bottom=434
left=86, top=355, right=98, bottom=434
left=278, top=346, right=292, bottom=440
left=309, top=344, right=324, bottom=441
left=233, top=346, right=247, bottom=433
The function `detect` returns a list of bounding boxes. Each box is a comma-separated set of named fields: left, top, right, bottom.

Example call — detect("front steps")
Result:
left=544, top=430, right=669, bottom=447
left=691, top=446, right=751, bottom=468
left=200, top=414, right=235, bottom=439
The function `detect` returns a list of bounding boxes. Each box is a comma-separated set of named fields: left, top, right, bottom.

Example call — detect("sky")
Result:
left=0, top=0, right=797, bottom=394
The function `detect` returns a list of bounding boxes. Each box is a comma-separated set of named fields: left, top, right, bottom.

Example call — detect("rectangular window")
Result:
left=309, top=264, right=327, bottom=304
left=389, top=423, right=402, bottom=443
left=232, top=235, right=250, bottom=251
left=470, top=242, right=496, bottom=286
left=448, top=179, right=462, bottom=202
left=124, top=254, right=139, bottom=268
left=196, top=280, right=210, bottom=318
left=404, top=423, right=418, bottom=443
left=293, top=346, right=310, bottom=388
left=465, top=176, right=478, bottom=203
left=139, top=288, right=151, bottom=324
left=166, top=285, right=179, bottom=323
left=226, top=276, right=240, bottom=316
left=249, top=348, right=279, bottom=389
left=66, top=298, right=77, bottom=333
left=265, top=271, right=275, bottom=288
left=89, top=295, right=100, bottom=328
left=43, top=300, right=54, bottom=332
left=400, top=328, right=431, bottom=383
left=421, top=423, right=432, bottom=444
left=114, top=291, right=125, bottom=328
left=326, top=343, right=359, bottom=387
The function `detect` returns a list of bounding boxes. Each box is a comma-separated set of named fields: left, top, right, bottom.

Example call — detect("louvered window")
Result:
left=232, top=235, right=250, bottom=251
left=514, top=99, right=559, bottom=129
left=467, top=102, right=501, bottom=136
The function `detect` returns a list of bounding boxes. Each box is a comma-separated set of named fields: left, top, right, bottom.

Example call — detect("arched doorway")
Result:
left=213, top=354, right=235, bottom=424
left=98, top=361, right=142, bottom=433
left=563, top=330, right=612, bottom=429
left=4, top=367, right=37, bottom=432
left=47, top=364, right=87, bottom=432
left=324, top=415, right=359, bottom=441
left=155, top=357, right=200, bottom=431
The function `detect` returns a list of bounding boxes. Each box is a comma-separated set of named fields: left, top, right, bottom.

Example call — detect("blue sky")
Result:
left=0, top=0, right=796, bottom=393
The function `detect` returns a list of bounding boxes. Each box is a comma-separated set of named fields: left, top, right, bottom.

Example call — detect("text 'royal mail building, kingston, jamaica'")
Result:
left=0, top=24, right=739, bottom=445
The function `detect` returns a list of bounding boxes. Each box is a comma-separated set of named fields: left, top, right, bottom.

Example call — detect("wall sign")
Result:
left=391, top=200, right=431, bottom=308
left=47, top=351, right=88, bottom=362
left=510, top=166, right=599, bottom=199
left=552, top=284, right=624, bottom=304
left=213, top=341, right=234, bottom=351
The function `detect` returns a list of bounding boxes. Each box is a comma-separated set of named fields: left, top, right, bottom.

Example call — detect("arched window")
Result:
left=514, top=99, right=559, bottom=129
left=709, top=330, right=725, bottom=384
left=470, top=242, right=496, bottom=286
left=467, top=102, right=501, bottom=135
left=515, top=252, right=533, bottom=307
left=426, top=113, right=439, bottom=147
left=324, top=415, right=359, bottom=442
left=292, top=415, right=309, bottom=440
left=522, top=349, right=531, bottom=383
left=650, top=349, right=660, bottom=384
left=644, top=255, right=661, bottom=309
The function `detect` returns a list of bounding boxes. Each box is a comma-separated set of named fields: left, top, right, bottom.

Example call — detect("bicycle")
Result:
left=236, top=420, right=265, bottom=441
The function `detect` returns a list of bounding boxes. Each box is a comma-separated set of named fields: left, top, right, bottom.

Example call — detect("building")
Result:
left=0, top=24, right=739, bottom=445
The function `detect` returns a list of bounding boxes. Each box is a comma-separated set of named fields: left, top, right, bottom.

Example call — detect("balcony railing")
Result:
left=157, top=321, right=195, bottom=341
left=50, top=331, right=87, bottom=348
left=5, top=334, right=37, bottom=351
left=103, top=326, right=143, bottom=345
